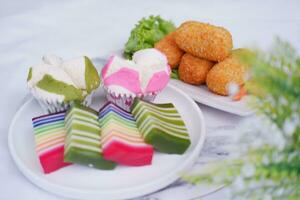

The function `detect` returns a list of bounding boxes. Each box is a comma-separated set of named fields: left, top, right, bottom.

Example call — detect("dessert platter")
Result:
left=9, top=16, right=254, bottom=199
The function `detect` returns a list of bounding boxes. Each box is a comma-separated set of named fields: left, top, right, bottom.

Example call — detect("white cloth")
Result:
left=1, top=0, right=300, bottom=199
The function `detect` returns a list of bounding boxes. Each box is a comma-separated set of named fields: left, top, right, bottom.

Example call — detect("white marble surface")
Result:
left=1, top=0, right=300, bottom=199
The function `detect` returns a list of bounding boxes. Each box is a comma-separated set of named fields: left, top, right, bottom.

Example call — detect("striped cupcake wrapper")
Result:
left=103, top=86, right=158, bottom=112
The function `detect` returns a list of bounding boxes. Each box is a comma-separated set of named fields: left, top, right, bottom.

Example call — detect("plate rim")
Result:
left=169, top=79, right=254, bottom=116
left=8, top=84, right=206, bottom=200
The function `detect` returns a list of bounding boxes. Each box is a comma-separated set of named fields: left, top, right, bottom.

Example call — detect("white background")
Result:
left=1, top=0, right=300, bottom=199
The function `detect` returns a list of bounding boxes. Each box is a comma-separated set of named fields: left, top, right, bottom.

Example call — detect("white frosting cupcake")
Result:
left=27, top=55, right=100, bottom=113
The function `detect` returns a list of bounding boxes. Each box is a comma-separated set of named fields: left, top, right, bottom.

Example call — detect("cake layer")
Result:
left=100, top=130, right=145, bottom=146
left=65, top=118, right=101, bottom=134
left=32, top=111, right=71, bottom=174
left=33, top=112, right=66, bottom=127
left=99, top=102, right=153, bottom=166
left=64, top=103, right=116, bottom=170
left=39, top=146, right=70, bottom=174
left=102, top=139, right=153, bottom=166
left=131, top=99, right=191, bottom=154
left=99, top=113, right=137, bottom=129
left=65, top=107, right=98, bottom=122
left=99, top=103, right=135, bottom=120
left=138, top=117, right=189, bottom=139
left=64, top=147, right=116, bottom=170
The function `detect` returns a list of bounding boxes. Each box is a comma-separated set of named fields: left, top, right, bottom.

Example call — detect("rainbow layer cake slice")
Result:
left=98, top=102, right=153, bottom=166
left=131, top=99, right=191, bottom=154
left=32, top=111, right=71, bottom=174
left=64, top=103, right=116, bottom=170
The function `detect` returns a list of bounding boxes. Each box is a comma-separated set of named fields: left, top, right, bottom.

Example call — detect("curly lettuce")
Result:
left=124, top=15, right=176, bottom=59
left=171, top=69, right=179, bottom=80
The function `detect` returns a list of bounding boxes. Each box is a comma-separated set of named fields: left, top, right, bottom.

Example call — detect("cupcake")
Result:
left=101, top=48, right=170, bottom=111
left=27, top=55, right=100, bottom=113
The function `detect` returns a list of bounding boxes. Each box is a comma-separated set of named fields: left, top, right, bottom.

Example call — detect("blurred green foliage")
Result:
left=184, top=38, right=300, bottom=200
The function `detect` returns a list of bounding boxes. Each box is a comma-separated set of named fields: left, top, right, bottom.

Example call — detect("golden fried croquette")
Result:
left=179, top=53, right=214, bottom=85
left=175, top=21, right=233, bottom=62
left=155, top=32, right=184, bottom=68
left=206, top=55, right=246, bottom=96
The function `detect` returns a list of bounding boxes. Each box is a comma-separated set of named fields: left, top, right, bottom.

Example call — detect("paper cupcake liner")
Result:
left=30, top=88, right=94, bottom=114
left=103, top=87, right=158, bottom=111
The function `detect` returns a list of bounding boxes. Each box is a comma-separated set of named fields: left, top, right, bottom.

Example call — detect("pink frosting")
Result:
left=166, top=64, right=171, bottom=74
left=102, top=52, right=170, bottom=94
left=101, top=55, right=114, bottom=79
left=145, top=69, right=170, bottom=93
left=103, top=67, right=142, bottom=93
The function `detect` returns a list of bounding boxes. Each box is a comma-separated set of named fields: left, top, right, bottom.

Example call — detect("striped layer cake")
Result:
left=99, top=102, right=153, bottom=166
left=64, top=103, right=116, bottom=170
left=32, top=111, right=71, bottom=174
left=132, top=99, right=191, bottom=154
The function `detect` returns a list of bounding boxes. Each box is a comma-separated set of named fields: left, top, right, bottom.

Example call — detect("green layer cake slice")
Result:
left=64, top=103, right=116, bottom=170
left=131, top=99, right=191, bottom=154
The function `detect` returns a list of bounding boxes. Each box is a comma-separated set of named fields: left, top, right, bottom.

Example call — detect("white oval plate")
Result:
left=170, top=79, right=254, bottom=116
left=8, top=85, right=206, bottom=200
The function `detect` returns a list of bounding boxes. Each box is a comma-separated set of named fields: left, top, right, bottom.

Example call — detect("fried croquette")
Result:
left=206, top=56, right=246, bottom=96
left=155, top=32, right=184, bottom=68
left=179, top=53, right=214, bottom=85
left=175, top=21, right=233, bottom=62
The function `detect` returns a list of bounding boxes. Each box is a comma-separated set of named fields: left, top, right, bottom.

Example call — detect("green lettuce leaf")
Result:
left=171, top=68, right=179, bottom=80
left=124, top=15, right=176, bottom=59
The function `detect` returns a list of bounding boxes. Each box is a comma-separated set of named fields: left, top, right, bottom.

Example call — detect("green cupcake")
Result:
left=27, top=55, right=100, bottom=113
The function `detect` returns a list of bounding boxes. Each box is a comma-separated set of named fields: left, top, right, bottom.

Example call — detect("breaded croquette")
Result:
left=155, top=32, right=184, bottom=68
left=206, top=56, right=246, bottom=96
left=175, top=21, right=233, bottom=62
left=179, top=53, right=214, bottom=85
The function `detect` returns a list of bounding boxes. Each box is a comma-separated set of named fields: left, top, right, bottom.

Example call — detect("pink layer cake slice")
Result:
left=98, top=102, right=153, bottom=166
left=32, top=111, right=71, bottom=174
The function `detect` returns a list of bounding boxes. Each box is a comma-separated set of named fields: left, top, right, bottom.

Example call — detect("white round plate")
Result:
left=8, top=85, right=206, bottom=200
